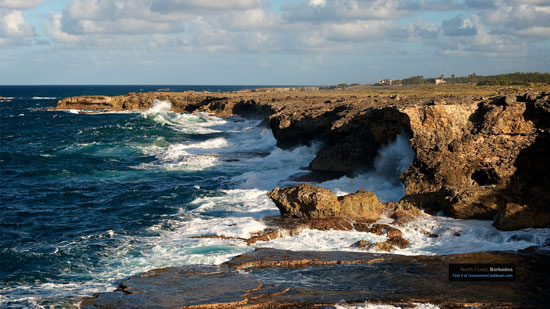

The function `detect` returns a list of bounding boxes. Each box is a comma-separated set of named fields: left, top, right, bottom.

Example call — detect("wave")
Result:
left=141, top=99, right=226, bottom=134
left=316, top=132, right=414, bottom=202
left=32, top=97, right=57, bottom=100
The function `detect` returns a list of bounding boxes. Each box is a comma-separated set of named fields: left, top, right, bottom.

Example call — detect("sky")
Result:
left=0, top=0, right=549, bottom=85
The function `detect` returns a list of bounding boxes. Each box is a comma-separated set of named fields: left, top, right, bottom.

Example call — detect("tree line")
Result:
left=400, top=72, right=550, bottom=86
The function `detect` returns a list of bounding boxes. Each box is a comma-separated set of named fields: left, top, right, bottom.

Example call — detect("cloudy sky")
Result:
left=1, top=0, right=549, bottom=85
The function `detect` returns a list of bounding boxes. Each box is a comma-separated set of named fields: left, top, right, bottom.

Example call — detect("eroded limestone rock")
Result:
left=267, top=184, right=385, bottom=220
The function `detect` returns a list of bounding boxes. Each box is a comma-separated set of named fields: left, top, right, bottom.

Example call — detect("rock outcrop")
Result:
left=56, top=89, right=550, bottom=230
left=401, top=94, right=550, bottom=230
left=267, top=184, right=385, bottom=221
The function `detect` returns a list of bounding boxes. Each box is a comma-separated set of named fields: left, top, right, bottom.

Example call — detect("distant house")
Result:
left=378, top=79, right=402, bottom=86
left=435, top=78, right=446, bottom=85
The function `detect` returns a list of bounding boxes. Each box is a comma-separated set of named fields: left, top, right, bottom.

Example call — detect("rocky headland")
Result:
left=56, top=88, right=550, bottom=231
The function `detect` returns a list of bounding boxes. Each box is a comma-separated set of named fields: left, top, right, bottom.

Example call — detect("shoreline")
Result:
left=54, top=85, right=550, bottom=307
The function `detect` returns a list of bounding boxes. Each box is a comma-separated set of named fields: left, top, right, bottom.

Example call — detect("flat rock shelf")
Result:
left=81, top=248, right=550, bottom=308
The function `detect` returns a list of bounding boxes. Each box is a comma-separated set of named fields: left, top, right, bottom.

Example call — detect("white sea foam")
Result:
left=143, top=99, right=172, bottom=114
left=392, top=215, right=550, bottom=255
left=335, top=302, right=440, bottom=309
left=141, top=99, right=226, bottom=134
left=252, top=211, right=549, bottom=255
left=257, top=229, right=387, bottom=251
left=231, top=142, right=322, bottom=190
left=133, top=138, right=230, bottom=172
left=58, top=109, right=137, bottom=115
left=32, top=97, right=57, bottom=100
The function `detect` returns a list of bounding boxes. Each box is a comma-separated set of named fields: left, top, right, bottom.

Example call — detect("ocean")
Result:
left=1, top=86, right=548, bottom=307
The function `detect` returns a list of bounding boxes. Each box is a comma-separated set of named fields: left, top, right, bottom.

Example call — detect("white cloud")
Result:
left=475, top=0, right=550, bottom=34
left=322, top=20, right=404, bottom=42
left=22, top=0, right=550, bottom=63
left=150, top=0, right=260, bottom=12
left=309, top=0, right=326, bottom=7
left=0, top=10, right=34, bottom=37
left=63, top=18, right=184, bottom=35
left=411, top=19, right=440, bottom=39
left=442, top=15, right=477, bottom=36
left=44, top=13, right=80, bottom=43
left=515, top=26, right=550, bottom=37
left=283, top=0, right=408, bottom=22
left=0, top=0, right=41, bottom=10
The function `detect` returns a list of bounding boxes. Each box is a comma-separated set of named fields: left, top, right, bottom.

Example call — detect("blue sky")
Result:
left=1, top=0, right=549, bottom=85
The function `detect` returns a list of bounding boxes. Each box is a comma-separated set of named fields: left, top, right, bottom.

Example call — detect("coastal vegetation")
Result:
left=327, top=72, right=550, bottom=90
left=400, top=72, right=550, bottom=86
left=322, top=81, right=549, bottom=96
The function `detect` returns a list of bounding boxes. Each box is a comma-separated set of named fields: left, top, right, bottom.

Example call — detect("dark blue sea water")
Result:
left=0, top=85, right=303, bottom=307
left=2, top=86, right=548, bottom=307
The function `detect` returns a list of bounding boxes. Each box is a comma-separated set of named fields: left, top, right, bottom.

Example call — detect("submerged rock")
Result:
left=351, top=240, right=372, bottom=248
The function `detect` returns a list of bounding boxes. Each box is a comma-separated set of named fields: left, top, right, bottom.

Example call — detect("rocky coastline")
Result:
left=56, top=87, right=550, bottom=307
left=56, top=88, right=550, bottom=231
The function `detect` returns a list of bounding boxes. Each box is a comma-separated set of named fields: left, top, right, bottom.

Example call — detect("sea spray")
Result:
left=142, top=99, right=172, bottom=115
left=373, top=133, right=415, bottom=185
left=317, top=132, right=414, bottom=201
left=141, top=99, right=225, bottom=134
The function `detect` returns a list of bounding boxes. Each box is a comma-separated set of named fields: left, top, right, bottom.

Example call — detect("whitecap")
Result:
left=141, top=100, right=226, bottom=134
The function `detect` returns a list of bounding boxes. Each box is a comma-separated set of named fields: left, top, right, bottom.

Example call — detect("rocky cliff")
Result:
left=56, top=89, right=550, bottom=230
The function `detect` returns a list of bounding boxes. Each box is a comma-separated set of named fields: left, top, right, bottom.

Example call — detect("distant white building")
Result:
left=435, top=78, right=446, bottom=85
left=378, top=79, right=402, bottom=86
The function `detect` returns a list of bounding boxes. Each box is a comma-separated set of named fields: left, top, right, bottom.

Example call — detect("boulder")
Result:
left=387, top=200, right=422, bottom=224
left=374, top=242, right=394, bottom=252
left=267, top=184, right=386, bottom=220
left=338, top=189, right=385, bottom=221
left=386, top=236, right=409, bottom=249
left=351, top=240, right=372, bottom=248
left=267, top=184, right=340, bottom=219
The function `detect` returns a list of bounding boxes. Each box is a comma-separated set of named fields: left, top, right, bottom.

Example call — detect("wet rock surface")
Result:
left=81, top=248, right=550, bottom=308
